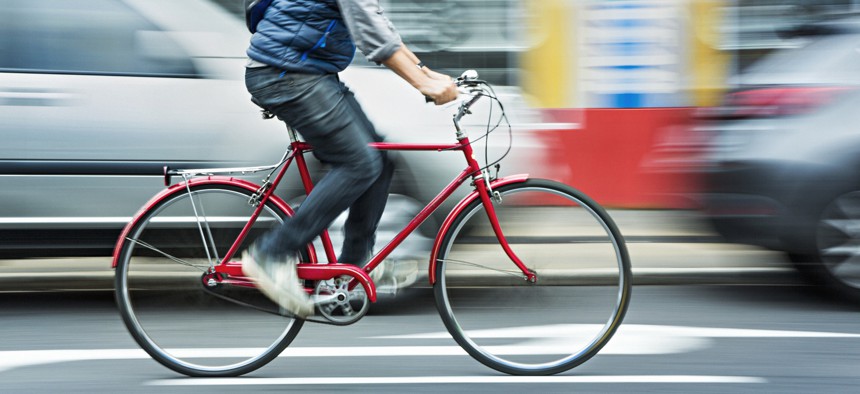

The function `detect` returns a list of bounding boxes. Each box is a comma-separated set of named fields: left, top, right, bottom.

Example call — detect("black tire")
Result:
left=433, top=179, right=632, bottom=375
left=115, top=183, right=304, bottom=377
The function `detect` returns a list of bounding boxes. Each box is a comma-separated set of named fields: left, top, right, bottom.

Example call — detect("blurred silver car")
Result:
left=696, top=16, right=860, bottom=302
left=0, top=0, right=547, bottom=258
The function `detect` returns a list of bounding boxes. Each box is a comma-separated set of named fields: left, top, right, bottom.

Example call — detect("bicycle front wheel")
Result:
left=115, top=183, right=304, bottom=377
left=434, top=179, right=631, bottom=375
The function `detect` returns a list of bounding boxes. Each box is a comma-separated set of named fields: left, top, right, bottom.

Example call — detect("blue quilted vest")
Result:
left=247, top=0, right=356, bottom=74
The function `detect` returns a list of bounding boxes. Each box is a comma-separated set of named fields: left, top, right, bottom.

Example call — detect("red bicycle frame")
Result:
left=112, top=132, right=535, bottom=303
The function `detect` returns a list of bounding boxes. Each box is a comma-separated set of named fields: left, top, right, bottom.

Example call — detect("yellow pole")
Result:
left=688, top=0, right=730, bottom=107
left=521, top=0, right=576, bottom=108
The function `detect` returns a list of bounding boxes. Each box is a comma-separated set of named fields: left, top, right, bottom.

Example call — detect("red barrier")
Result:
left=537, top=108, right=700, bottom=209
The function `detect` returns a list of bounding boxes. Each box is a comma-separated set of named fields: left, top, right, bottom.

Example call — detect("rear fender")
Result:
left=111, top=176, right=301, bottom=268
left=428, top=174, right=530, bottom=284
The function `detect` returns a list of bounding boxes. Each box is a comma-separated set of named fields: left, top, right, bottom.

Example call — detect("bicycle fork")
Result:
left=457, top=136, right=536, bottom=283
left=473, top=175, right=538, bottom=283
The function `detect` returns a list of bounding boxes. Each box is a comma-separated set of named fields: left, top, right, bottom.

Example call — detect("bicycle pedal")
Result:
left=375, top=286, right=399, bottom=296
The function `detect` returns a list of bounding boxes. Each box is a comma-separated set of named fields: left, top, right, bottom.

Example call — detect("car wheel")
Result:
left=289, top=193, right=433, bottom=264
left=791, top=190, right=860, bottom=303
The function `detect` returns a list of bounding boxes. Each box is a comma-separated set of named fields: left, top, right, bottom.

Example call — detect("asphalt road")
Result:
left=1, top=284, right=858, bottom=393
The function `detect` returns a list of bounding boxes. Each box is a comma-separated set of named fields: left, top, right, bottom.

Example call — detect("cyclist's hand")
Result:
left=420, top=78, right=458, bottom=105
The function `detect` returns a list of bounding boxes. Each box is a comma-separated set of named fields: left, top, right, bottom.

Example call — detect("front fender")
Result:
left=428, top=174, right=530, bottom=284
left=111, top=176, right=298, bottom=268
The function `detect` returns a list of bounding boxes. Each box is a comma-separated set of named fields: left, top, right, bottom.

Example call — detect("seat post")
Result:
left=286, top=124, right=300, bottom=143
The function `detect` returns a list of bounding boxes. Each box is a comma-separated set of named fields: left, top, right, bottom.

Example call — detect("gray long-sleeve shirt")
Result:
left=336, top=0, right=403, bottom=63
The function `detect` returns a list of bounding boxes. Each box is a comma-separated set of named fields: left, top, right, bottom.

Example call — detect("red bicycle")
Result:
left=113, top=72, right=631, bottom=377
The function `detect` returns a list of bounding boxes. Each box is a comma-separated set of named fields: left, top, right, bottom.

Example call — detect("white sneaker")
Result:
left=369, top=259, right=419, bottom=295
left=241, top=247, right=314, bottom=318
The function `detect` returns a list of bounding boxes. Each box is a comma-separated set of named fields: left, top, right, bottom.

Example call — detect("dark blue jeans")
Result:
left=245, top=67, right=394, bottom=265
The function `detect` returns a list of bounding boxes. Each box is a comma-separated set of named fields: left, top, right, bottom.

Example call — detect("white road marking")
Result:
left=147, top=375, right=767, bottom=386
left=0, top=324, right=857, bottom=374
left=0, top=348, right=149, bottom=373
left=375, top=324, right=860, bottom=339
left=374, top=323, right=860, bottom=356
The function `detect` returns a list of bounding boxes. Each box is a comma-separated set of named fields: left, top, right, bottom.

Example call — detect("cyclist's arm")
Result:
left=396, top=45, right=454, bottom=82
left=382, top=47, right=457, bottom=105
left=337, top=0, right=456, bottom=104
left=336, top=0, right=402, bottom=63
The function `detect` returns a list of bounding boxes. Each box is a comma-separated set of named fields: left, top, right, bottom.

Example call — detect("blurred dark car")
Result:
left=0, top=0, right=547, bottom=259
left=696, top=16, right=860, bottom=302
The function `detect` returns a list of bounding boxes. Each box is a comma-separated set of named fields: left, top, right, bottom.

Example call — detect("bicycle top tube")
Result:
left=370, top=141, right=466, bottom=151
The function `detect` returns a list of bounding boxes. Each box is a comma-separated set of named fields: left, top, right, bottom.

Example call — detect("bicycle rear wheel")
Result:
left=115, top=183, right=304, bottom=377
left=434, top=178, right=631, bottom=375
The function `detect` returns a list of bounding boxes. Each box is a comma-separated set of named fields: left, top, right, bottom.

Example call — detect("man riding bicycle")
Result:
left=242, top=0, right=458, bottom=317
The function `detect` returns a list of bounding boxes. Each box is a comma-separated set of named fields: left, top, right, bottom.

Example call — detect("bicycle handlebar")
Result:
left=422, top=70, right=492, bottom=134
left=451, top=70, right=490, bottom=132
left=424, top=69, right=484, bottom=99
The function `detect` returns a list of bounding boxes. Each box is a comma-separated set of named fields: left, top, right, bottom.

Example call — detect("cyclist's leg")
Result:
left=338, top=86, right=395, bottom=266
left=247, top=71, right=386, bottom=259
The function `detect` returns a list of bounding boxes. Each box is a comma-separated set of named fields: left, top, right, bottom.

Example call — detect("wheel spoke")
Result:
left=821, top=219, right=860, bottom=238
left=815, top=191, right=860, bottom=291
left=821, top=243, right=860, bottom=279
left=822, top=241, right=860, bottom=254
left=833, top=194, right=860, bottom=218
left=437, top=257, right=526, bottom=278
left=830, top=257, right=860, bottom=279
left=124, top=237, right=209, bottom=271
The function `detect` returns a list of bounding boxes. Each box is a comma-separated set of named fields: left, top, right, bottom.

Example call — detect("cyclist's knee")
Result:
left=350, top=148, right=384, bottom=183
left=376, top=150, right=394, bottom=172
left=379, top=150, right=395, bottom=176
